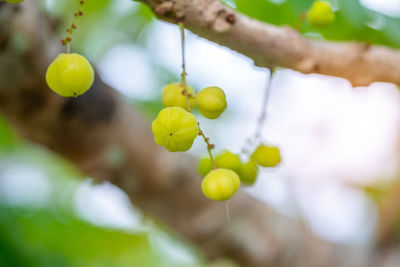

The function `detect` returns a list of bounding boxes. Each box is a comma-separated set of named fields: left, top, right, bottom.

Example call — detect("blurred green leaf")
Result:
left=0, top=132, right=205, bottom=267
left=0, top=115, right=20, bottom=154
left=41, top=0, right=155, bottom=61
left=0, top=206, right=159, bottom=267
left=235, top=0, right=400, bottom=48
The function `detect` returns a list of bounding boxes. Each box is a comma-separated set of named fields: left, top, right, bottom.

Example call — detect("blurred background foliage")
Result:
left=1, top=0, right=400, bottom=266
left=234, top=0, right=400, bottom=48
left=0, top=116, right=209, bottom=267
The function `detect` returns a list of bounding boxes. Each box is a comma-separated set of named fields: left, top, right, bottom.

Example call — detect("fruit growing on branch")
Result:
left=196, top=86, right=227, bottom=119
left=45, top=53, right=94, bottom=97
left=307, top=0, right=335, bottom=27
left=215, top=151, right=242, bottom=174
left=251, top=144, right=281, bottom=167
left=239, top=161, right=259, bottom=185
left=198, top=157, right=213, bottom=176
left=45, top=0, right=93, bottom=98
left=152, top=107, right=199, bottom=152
left=162, top=83, right=196, bottom=111
left=201, top=169, right=240, bottom=201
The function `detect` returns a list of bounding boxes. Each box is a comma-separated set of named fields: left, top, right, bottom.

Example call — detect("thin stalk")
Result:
left=254, top=68, right=275, bottom=139
left=179, top=22, right=192, bottom=111
left=199, top=126, right=217, bottom=170
left=179, top=22, right=187, bottom=88
left=63, top=0, right=87, bottom=54
left=179, top=23, right=216, bottom=170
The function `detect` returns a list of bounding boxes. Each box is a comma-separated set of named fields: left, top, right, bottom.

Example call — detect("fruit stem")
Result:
left=185, top=92, right=191, bottom=112
left=63, top=0, right=87, bottom=54
left=179, top=22, right=191, bottom=112
left=178, top=23, right=216, bottom=170
left=198, top=125, right=217, bottom=170
left=179, top=22, right=187, bottom=87
left=240, top=68, right=275, bottom=155
left=254, top=67, right=275, bottom=138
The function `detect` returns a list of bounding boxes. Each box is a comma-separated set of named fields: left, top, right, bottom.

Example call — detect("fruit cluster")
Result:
left=46, top=53, right=94, bottom=97
left=199, top=145, right=281, bottom=186
left=43, top=3, right=283, bottom=203
left=153, top=82, right=239, bottom=201
left=151, top=23, right=282, bottom=202
left=153, top=78, right=281, bottom=202
left=152, top=84, right=227, bottom=152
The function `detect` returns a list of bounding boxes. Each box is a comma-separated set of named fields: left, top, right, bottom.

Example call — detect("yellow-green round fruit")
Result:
left=196, top=86, right=227, bottom=119
left=5, top=0, right=24, bottom=3
left=307, top=1, right=335, bottom=27
left=239, top=161, right=258, bottom=185
left=162, top=83, right=196, bottom=111
left=215, top=151, right=242, bottom=173
left=251, top=144, right=281, bottom=167
left=46, top=53, right=94, bottom=97
left=201, top=168, right=240, bottom=201
left=198, top=157, right=213, bottom=176
left=152, top=107, right=199, bottom=152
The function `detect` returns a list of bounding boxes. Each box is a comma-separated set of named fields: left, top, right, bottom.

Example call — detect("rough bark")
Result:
left=0, top=1, right=399, bottom=267
left=141, top=0, right=400, bottom=87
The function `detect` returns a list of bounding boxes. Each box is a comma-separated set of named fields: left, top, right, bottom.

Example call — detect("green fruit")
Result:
left=196, top=86, right=227, bottom=119
left=215, top=151, right=242, bottom=173
left=162, top=83, right=196, bottom=111
left=239, top=161, right=258, bottom=185
left=201, top=168, right=240, bottom=201
left=152, top=107, right=199, bottom=152
left=251, top=144, right=281, bottom=167
left=46, top=53, right=94, bottom=97
left=198, top=157, right=213, bottom=176
left=307, top=1, right=335, bottom=27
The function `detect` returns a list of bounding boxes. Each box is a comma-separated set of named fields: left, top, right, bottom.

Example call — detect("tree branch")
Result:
left=142, top=0, right=400, bottom=86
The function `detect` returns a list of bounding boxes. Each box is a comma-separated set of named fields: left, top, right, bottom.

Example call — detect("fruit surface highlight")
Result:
left=251, top=144, right=281, bottom=167
left=201, top=168, right=240, bottom=201
left=196, top=86, right=227, bottom=119
left=152, top=107, right=199, bottom=152
left=162, top=83, right=196, bottom=111
left=307, top=0, right=335, bottom=27
left=46, top=53, right=94, bottom=97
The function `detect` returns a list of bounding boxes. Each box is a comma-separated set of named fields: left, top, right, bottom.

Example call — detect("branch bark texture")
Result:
left=142, top=0, right=400, bottom=86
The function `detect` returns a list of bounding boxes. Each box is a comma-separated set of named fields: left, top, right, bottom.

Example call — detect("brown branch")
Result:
left=141, top=0, right=400, bottom=86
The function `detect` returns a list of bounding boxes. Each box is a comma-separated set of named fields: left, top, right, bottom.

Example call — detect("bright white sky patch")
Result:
left=74, top=179, right=144, bottom=231
left=98, top=45, right=156, bottom=100
left=297, top=181, right=377, bottom=244
left=361, top=0, right=400, bottom=17
left=0, top=164, right=50, bottom=209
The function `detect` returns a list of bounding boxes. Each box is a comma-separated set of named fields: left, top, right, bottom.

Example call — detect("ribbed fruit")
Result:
left=152, top=107, right=199, bottom=152
left=201, top=168, right=240, bottom=201
left=46, top=53, right=94, bottom=97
